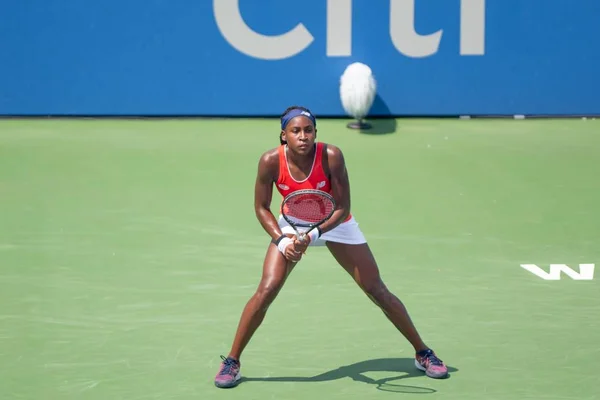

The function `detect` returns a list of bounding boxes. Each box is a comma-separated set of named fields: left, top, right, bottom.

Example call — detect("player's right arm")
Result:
left=254, top=149, right=282, bottom=242
left=254, top=150, right=303, bottom=262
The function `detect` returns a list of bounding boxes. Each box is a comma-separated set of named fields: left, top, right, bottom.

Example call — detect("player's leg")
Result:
left=326, top=241, right=427, bottom=349
left=326, top=241, right=448, bottom=379
left=215, top=242, right=297, bottom=388
left=228, top=243, right=296, bottom=359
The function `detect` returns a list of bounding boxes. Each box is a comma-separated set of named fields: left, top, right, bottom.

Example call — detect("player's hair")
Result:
left=279, top=105, right=315, bottom=145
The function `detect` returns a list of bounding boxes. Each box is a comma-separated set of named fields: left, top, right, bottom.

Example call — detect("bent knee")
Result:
left=255, top=281, right=284, bottom=308
left=362, top=280, right=389, bottom=302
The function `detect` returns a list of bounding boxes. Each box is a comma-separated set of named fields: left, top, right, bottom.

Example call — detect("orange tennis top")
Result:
left=275, top=142, right=352, bottom=222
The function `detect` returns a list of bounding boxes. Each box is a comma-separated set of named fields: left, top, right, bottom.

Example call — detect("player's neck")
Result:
left=286, top=144, right=315, bottom=168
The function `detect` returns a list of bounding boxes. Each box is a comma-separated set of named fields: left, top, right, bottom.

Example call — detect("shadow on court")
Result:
left=360, top=118, right=398, bottom=135
left=242, top=357, right=458, bottom=393
left=359, top=95, right=397, bottom=135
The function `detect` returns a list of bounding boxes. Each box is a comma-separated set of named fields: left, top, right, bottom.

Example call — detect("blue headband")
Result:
left=281, top=108, right=316, bottom=130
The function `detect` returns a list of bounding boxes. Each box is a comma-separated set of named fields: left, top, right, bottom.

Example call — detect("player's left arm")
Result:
left=316, top=144, right=351, bottom=235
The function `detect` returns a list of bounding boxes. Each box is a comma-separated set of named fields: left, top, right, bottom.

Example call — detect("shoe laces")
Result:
left=219, top=355, right=239, bottom=376
left=421, top=350, right=444, bottom=366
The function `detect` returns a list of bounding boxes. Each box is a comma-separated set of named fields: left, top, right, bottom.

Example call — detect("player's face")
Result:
left=281, top=116, right=317, bottom=156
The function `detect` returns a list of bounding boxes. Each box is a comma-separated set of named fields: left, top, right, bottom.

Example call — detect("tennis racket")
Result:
left=281, top=189, right=336, bottom=242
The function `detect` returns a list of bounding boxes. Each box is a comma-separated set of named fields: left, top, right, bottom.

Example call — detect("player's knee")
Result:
left=362, top=280, right=389, bottom=303
left=255, top=281, right=284, bottom=309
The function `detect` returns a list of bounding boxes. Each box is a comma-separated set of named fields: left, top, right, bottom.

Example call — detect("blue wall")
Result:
left=1, top=0, right=599, bottom=116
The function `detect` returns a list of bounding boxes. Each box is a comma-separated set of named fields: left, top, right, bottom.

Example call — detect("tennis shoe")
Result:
left=214, top=355, right=241, bottom=388
left=415, top=349, right=448, bottom=379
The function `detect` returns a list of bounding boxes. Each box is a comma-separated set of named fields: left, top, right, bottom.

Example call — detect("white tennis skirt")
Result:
left=277, top=214, right=367, bottom=246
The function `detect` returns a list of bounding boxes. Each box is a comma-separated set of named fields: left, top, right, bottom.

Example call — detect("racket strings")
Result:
left=283, top=193, right=335, bottom=223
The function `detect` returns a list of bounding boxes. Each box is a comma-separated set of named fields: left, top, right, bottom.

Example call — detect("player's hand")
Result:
left=280, top=234, right=303, bottom=262
left=293, top=235, right=310, bottom=254
left=283, top=242, right=303, bottom=262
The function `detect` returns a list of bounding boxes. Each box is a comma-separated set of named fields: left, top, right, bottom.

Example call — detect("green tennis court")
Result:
left=1, top=118, right=599, bottom=400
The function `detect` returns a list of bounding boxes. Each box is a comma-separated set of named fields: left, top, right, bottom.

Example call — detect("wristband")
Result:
left=273, top=234, right=286, bottom=245
left=307, top=228, right=321, bottom=243
left=277, top=237, right=293, bottom=254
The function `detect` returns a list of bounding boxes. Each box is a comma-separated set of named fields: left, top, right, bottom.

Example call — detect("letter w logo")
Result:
left=520, top=264, right=595, bottom=280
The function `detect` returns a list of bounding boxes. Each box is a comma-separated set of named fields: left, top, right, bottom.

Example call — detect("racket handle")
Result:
left=298, top=228, right=314, bottom=243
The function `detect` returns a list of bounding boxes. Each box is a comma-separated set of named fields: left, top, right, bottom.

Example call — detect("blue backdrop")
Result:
left=1, top=0, right=599, bottom=116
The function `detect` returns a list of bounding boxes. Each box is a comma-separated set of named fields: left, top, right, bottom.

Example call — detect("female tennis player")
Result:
left=214, top=106, right=448, bottom=388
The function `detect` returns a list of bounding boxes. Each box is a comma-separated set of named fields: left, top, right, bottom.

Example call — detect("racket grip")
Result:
left=298, top=228, right=314, bottom=243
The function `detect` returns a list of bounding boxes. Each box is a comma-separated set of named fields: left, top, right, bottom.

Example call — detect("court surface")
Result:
left=1, top=117, right=599, bottom=400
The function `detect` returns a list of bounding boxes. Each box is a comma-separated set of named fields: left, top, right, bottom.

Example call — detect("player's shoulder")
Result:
left=257, top=146, right=281, bottom=176
left=321, top=142, right=345, bottom=160
left=258, top=146, right=281, bottom=164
